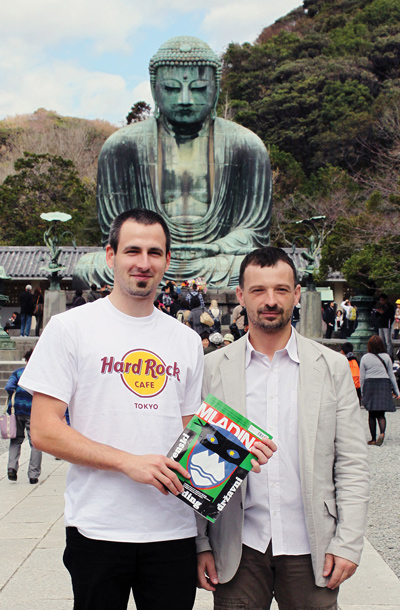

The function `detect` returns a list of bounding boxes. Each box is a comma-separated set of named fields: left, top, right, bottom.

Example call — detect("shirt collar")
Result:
left=245, top=327, right=300, bottom=368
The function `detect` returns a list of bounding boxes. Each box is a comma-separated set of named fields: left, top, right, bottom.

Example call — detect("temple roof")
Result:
left=0, top=246, right=344, bottom=282
left=0, top=246, right=103, bottom=281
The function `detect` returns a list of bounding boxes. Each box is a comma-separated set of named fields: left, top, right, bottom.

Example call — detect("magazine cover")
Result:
left=167, top=393, right=272, bottom=523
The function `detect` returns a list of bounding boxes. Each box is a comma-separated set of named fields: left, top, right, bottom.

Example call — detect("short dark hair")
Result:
left=341, top=342, right=354, bottom=355
left=24, top=348, right=34, bottom=361
left=191, top=296, right=201, bottom=309
left=379, top=293, right=388, bottom=301
left=108, top=209, right=171, bottom=254
left=90, top=284, right=97, bottom=291
left=239, top=247, right=298, bottom=288
left=367, top=335, right=386, bottom=354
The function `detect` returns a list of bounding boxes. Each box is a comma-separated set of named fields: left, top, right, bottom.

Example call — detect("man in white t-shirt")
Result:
left=20, top=209, right=207, bottom=610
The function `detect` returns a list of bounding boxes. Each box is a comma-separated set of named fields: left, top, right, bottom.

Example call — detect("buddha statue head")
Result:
left=149, top=36, right=222, bottom=126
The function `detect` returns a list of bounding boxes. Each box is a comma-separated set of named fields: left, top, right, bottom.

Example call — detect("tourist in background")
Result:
left=4, top=312, right=21, bottom=334
left=291, top=302, right=300, bottom=329
left=71, top=289, right=86, bottom=308
left=392, top=299, right=400, bottom=340
left=341, top=299, right=357, bottom=337
left=323, top=301, right=336, bottom=339
left=335, top=310, right=343, bottom=334
left=87, top=284, right=101, bottom=302
left=176, top=299, right=191, bottom=326
left=223, top=333, right=234, bottom=347
left=231, top=303, right=245, bottom=337
left=209, top=299, right=221, bottom=333
left=204, top=332, right=224, bottom=354
left=19, top=284, right=35, bottom=337
left=33, top=287, right=44, bottom=336
left=360, top=335, right=400, bottom=446
left=200, top=331, right=210, bottom=352
left=187, top=296, right=212, bottom=335
left=376, top=294, right=395, bottom=358
left=6, top=348, right=42, bottom=484
left=341, top=342, right=361, bottom=404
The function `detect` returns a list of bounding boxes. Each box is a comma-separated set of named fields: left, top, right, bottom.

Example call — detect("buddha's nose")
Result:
left=179, top=85, right=194, bottom=105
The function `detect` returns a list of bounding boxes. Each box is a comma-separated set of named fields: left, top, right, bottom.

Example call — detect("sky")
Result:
left=0, top=0, right=302, bottom=127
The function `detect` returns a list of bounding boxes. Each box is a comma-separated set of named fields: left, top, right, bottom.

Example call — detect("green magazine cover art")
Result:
left=167, top=393, right=272, bottom=523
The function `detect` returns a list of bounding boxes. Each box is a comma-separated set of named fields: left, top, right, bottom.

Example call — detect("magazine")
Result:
left=167, top=393, right=272, bottom=523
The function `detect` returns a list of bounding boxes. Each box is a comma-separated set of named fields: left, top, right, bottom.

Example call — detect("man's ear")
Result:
left=165, top=251, right=171, bottom=273
left=294, top=284, right=301, bottom=307
left=105, top=245, right=115, bottom=270
left=236, top=285, right=245, bottom=308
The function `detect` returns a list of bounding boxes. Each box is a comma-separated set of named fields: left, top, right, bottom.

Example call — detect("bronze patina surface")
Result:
left=74, top=36, right=272, bottom=288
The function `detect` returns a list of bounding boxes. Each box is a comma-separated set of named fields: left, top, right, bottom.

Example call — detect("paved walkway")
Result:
left=1, top=443, right=399, bottom=610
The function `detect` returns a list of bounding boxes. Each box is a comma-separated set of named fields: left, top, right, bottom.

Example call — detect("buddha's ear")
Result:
left=151, top=81, right=160, bottom=120
left=210, top=85, right=220, bottom=120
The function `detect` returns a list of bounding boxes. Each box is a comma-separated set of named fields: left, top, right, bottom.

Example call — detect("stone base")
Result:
left=44, top=290, right=67, bottom=328
left=0, top=328, right=16, bottom=352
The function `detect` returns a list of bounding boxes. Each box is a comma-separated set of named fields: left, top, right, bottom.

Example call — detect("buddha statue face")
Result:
left=154, top=65, right=217, bottom=125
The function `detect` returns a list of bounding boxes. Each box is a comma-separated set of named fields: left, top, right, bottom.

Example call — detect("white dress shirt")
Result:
left=242, top=329, right=311, bottom=556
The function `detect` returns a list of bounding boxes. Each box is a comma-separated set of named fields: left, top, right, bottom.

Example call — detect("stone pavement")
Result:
left=1, top=443, right=400, bottom=610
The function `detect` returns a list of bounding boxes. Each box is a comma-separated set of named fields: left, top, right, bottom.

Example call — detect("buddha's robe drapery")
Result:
left=74, top=117, right=272, bottom=288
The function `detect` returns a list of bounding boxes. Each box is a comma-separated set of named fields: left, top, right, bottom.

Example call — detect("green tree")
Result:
left=0, top=152, right=101, bottom=246
left=126, top=101, right=152, bottom=125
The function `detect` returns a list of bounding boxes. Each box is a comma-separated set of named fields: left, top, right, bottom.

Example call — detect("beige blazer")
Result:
left=196, top=331, right=369, bottom=587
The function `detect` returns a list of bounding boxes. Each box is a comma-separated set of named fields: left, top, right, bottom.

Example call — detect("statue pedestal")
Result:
left=298, top=288, right=322, bottom=339
left=44, top=290, right=66, bottom=328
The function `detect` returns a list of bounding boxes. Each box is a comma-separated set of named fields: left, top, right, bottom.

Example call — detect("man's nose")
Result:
left=136, top=253, right=151, bottom=269
left=263, top=290, right=278, bottom=307
left=179, top=84, right=194, bottom=105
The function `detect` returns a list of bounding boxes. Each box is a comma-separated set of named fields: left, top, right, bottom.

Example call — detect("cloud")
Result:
left=0, top=0, right=146, bottom=53
left=0, top=53, right=133, bottom=125
left=0, top=0, right=301, bottom=123
left=201, top=0, right=302, bottom=49
left=132, top=81, right=154, bottom=108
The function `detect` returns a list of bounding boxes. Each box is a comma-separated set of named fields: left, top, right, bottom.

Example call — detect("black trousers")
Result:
left=64, top=527, right=197, bottom=610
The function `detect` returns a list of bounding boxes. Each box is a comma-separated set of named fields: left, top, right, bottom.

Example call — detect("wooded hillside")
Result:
left=220, top=0, right=400, bottom=293
left=0, top=109, right=116, bottom=246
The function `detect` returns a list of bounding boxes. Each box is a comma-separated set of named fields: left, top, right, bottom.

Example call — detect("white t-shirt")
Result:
left=20, top=298, right=203, bottom=543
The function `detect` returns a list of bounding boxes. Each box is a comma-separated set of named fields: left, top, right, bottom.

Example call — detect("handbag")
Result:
left=200, top=310, right=214, bottom=327
left=374, top=354, right=395, bottom=397
left=34, top=296, right=43, bottom=316
left=0, top=393, right=17, bottom=439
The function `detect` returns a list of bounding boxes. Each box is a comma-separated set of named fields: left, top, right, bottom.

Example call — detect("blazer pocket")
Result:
left=324, top=498, right=338, bottom=520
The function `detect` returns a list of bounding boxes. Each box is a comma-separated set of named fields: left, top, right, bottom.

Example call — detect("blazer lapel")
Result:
left=296, top=333, right=325, bottom=484
left=219, top=338, right=247, bottom=417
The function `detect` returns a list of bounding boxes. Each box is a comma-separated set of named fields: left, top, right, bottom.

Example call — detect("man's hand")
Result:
left=197, top=551, right=219, bottom=591
left=323, top=553, right=357, bottom=589
left=121, top=454, right=189, bottom=496
left=250, top=437, right=277, bottom=473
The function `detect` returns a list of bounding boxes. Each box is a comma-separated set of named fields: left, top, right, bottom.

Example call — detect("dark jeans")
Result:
left=64, top=527, right=197, bottom=610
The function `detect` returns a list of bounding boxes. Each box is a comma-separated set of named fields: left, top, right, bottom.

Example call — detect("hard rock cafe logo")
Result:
left=100, top=350, right=180, bottom=398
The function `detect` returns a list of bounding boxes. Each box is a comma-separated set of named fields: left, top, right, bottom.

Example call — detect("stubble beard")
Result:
left=252, top=307, right=292, bottom=334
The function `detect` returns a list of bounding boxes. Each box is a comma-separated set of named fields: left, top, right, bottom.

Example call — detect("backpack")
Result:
left=348, top=358, right=360, bottom=389
left=347, top=307, right=357, bottom=321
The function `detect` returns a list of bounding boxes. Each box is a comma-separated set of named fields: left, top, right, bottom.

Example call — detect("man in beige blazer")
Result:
left=197, top=247, right=369, bottom=610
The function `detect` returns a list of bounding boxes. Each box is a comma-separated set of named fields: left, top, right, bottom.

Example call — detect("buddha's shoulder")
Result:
left=101, top=118, right=157, bottom=152
left=214, top=118, right=267, bottom=152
